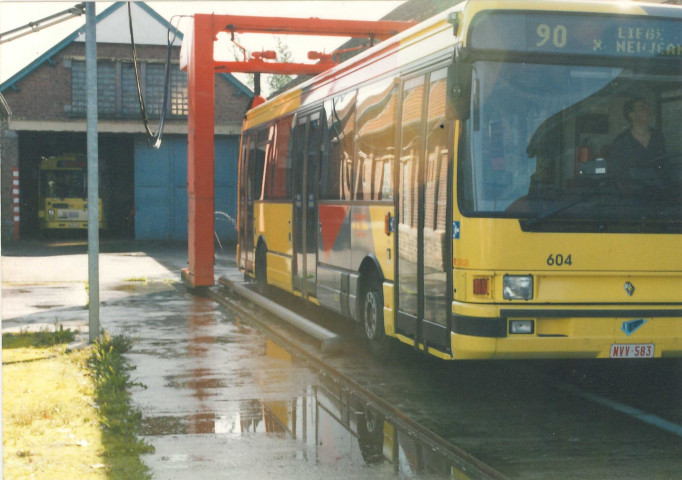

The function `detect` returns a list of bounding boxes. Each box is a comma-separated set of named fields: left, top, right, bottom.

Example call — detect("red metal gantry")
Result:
left=180, top=14, right=414, bottom=288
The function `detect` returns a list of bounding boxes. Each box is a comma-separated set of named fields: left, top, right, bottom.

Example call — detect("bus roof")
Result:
left=243, top=0, right=681, bottom=130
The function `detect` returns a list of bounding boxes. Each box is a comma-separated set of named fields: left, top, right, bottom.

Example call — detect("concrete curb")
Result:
left=217, top=277, right=342, bottom=353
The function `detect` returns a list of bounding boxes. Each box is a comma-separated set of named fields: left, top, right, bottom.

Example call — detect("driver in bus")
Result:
left=608, top=96, right=666, bottom=194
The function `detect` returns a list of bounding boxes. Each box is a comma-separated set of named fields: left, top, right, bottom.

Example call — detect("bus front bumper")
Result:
left=450, top=306, right=682, bottom=360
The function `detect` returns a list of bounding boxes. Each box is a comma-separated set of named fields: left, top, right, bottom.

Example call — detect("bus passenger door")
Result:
left=292, top=117, right=307, bottom=293
left=304, top=112, right=323, bottom=297
left=239, top=135, right=254, bottom=272
left=292, top=111, right=323, bottom=299
left=240, top=132, right=267, bottom=273
left=395, top=70, right=452, bottom=353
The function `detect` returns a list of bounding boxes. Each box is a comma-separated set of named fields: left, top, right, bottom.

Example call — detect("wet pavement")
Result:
left=2, top=240, right=485, bottom=479
left=3, top=240, right=682, bottom=479
left=1, top=240, right=181, bottom=336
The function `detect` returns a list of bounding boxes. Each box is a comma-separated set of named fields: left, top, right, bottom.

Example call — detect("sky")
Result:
left=0, top=1, right=404, bottom=89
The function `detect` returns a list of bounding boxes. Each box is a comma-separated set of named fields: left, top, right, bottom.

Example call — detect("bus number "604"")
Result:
left=547, top=254, right=572, bottom=266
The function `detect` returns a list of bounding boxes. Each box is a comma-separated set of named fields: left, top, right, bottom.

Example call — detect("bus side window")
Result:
left=253, top=129, right=268, bottom=201
left=425, top=68, right=451, bottom=234
left=323, top=92, right=356, bottom=201
left=247, top=135, right=256, bottom=203
left=356, top=78, right=398, bottom=201
left=291, top=117, right=308, bottom=197
left=399, top=75, right=427, bottom=226
left=263, top=115, right=294, bottom=200
left=308, top=114, right=325, bottom=176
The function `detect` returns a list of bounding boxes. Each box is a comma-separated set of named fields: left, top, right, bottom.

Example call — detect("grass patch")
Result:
left=2, top=324, right=76, bottom=349
left=3, top=330, right=153, bottom=480
left=88, top=333, right=154, bottom=479
left=3, top=343, right=106, bottom=478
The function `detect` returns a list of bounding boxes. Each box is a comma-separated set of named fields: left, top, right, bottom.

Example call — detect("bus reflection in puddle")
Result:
left=148, top=298, right=474, bottom=478
left=243, top=339, right=466, bottom=478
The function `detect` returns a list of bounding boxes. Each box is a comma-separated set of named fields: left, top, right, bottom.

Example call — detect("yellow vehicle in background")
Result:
left=38, top=154, right=105, bottom=231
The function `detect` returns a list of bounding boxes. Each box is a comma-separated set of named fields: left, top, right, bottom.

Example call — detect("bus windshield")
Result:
left=460, top=61, right=682, bottom=233
left=41, top=169, right=87, bottom=199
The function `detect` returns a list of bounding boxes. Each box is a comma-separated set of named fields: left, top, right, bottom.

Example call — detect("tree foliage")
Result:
left=231, top=35, right=294, bottom=96
left=266, top=37, right=293, bottom=94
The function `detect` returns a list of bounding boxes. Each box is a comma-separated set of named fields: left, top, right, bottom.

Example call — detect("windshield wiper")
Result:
left=522, top=184, right=612, bottom=228
left=522, top=197, right=586, bottom=228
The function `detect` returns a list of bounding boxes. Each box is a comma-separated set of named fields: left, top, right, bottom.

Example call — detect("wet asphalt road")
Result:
left=2, top=240, right=682, bottom=479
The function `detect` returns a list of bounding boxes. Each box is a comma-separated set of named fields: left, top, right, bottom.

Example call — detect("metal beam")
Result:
left=0, top=3, right=85, bottom=44
left=214, top=59, right=336, bottom=75
left=215, top=14, right=415, bottom=40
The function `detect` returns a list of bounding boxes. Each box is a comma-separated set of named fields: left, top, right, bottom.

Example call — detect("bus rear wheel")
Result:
left=362, top=280, right=393, bottom=359
left=255, top=244, right=268, bottom=294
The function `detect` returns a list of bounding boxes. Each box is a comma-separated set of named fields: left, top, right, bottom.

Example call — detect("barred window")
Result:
left=121, top=63, right=140, bottom=116
left=71, top=61, right=87, bottom=113
left=71, top=61, right=116, bottom=115
left=145, top=64, right=165, bottom=117
left=97, top=62, right=116, bottom=115
left=170, top=67, right=188, bottom=116
left=70, top=60, right=187, bottom=118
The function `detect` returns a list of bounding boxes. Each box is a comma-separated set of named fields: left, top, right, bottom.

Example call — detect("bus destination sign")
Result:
left=470, top=12, right=682, bottom=59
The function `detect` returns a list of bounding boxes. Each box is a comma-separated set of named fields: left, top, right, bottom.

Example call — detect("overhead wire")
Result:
left=127, top=2, right=184, bottom=149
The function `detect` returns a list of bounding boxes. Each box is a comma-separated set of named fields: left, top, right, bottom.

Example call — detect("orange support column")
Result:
left=182, top=14, right=216, bottom=288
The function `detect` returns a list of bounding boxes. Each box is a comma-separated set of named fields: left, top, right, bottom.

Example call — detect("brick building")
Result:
left=0, top=2, right=253, bottom=242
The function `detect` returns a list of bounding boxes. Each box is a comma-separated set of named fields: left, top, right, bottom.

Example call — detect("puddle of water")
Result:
left=111, top=281, right=177, bottom=294
left=164, top=373, right=228, bottom=392
left=114, top=284, right=140, bottom=293
left=140, top=336, right=474, bottom=479
left=141, top=381, right=467, bottom=478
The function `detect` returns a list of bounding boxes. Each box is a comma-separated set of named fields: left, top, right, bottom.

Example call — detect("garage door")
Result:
left=135, top=135, right=239, bottom=241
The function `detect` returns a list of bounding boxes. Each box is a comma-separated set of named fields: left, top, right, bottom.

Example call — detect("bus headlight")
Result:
left=48, top=209, right=55, bottom=218
left=503, top=275, right=533, bottom=300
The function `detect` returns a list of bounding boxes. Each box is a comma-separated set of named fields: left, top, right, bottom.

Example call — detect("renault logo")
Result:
left=624, top=282, right=635, bottom=296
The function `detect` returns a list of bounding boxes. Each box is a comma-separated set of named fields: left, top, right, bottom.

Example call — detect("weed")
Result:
left=87, top=333, right=153, bottom=479
left=124, top=277, right=148, bottom=283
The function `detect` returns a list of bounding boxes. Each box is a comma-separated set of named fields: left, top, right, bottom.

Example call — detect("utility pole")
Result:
left=86, top=3, right=99, bottom=343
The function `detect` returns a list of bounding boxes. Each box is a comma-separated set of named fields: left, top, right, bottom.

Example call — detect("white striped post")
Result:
left=12, top=167, right=19, bottom=241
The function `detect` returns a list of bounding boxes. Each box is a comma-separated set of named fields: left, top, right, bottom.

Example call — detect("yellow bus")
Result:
left=237, top=0, right=682, bottom=360
left=38, top=154, right=105, bottom=231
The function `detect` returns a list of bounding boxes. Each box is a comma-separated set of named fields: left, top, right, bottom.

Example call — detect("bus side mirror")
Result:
left=446, top=43, right=471, bottom=121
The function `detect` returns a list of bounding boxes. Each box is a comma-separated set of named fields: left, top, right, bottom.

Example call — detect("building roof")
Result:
left=0, top=1, right=252, bottom=97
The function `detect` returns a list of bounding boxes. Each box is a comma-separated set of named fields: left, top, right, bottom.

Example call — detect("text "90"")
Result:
left=536, top=24, right=567, bottom=48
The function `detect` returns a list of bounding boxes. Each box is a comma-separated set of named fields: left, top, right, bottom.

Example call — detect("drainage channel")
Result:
left=212, top=277, right=508, bottom=480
